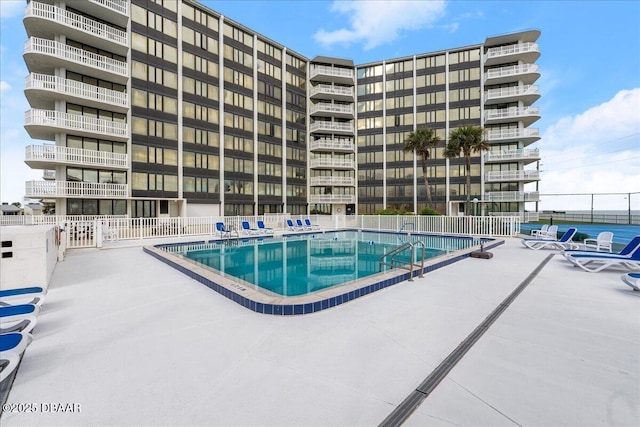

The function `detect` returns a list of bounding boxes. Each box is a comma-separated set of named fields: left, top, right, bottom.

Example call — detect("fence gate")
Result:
left=65, top=220, right=97, bottom=248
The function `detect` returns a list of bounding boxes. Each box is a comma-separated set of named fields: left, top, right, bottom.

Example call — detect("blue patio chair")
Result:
left=304, top=218, right=321, bottom=230
left=296, top=219, right=308, bottom=230
left=241, top=221, right=259, bottom=235
left=0, top=303, right=40, bottom=334
left=522, top=227, right=579, bottom=250
left=257, top=220, right=274, bottom=234
left=286, top=219, right=301, bottom=231
left=0, top=332, right=33, bottom=382
left=0, top=287, right=46, bottom=307
left=216, top=222, right=231, bottom=237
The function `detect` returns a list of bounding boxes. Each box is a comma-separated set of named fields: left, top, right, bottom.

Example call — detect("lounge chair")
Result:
left=241, top=221, right=259, bottom=235
left=304, top=218, right=321, bottom=230
left=0, top=304, right=40, bottom=334
left=296, top=219, right=309, bottom=230
left=621, top=272, right=640, bottom=291
left=216, top=222, right=231, bottom=238
left=286, top=219, right=301, bottom=231
left=0, top=287, right=46, bottom=307
left=562, top=236, right=640, bottom=262
left=563, top=238, right=640, bottom=272
left=583, top=231, right=613, bottom=252
left=0, top=332, right=33, bottom=382
left=530, top=224, right=549, bottom=238
left=256, top=220, right=274, bottom=234
left=522, top=227, right=579, bottom=250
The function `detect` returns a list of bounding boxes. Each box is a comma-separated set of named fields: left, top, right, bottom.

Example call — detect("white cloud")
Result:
left=534, top=88, right=640, bottom=211
left=0, top=80, right=11, bottom=93
left=314, top=0, right=447, bottom=50
left=0, top=1, right=23, bottom=19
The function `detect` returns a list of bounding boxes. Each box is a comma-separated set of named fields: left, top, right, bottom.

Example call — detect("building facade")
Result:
left=22, top=0, right=541, bottom=219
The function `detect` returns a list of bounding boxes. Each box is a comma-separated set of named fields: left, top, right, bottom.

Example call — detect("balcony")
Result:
left=309, top=158, right=355, bottom=170
left=309, top=138, right=355, bottom=152
left=309, top=194, right=357, bottom=204
left=25, top=180, right=128, bottom=199
left=484, top=106, right=540, bottom=126
left=24, top=2, right=128, bottom=56
left=484, top=42, right=540, bottom=66
left=309, top=121, right=354, bottom=135
left=310, top=102, right=354, bottom=118
left=24, top=37, right=128, bottom=85
left=25, top=73, right=128, bottom=113
left=484, top=191, right=540, bottom=202
left=309, top=65, right=354, bottom=84
left=484, top=148, right=540, bottom=164
left=25, top=145, right=128, bottom=170
left=485, top=170, right=539, bottom=183
left=310, top=176, right=356, bottom=186
left=485, top=85, right=540, bottom=105
left=486, top=128, right=540, bottom=145
left=24, top=109, right=128, bottom=142
left=309, top=84, right=354, bottom=101
left=484, top=64, right=540, bottom=86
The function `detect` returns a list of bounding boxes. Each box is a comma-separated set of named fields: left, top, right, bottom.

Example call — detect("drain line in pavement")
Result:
left=379, top=253, right=555, bottom=427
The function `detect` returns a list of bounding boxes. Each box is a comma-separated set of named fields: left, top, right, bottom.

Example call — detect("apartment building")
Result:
left=22, top=0, right=540, bottom=219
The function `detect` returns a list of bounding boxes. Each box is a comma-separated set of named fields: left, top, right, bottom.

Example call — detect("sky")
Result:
left=1, top=0, right=639, bottom=212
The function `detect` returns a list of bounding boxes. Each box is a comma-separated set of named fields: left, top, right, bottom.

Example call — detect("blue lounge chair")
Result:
left=286, top=219, right=301, bottom=231
left=257, top=220, right=274, bottom=234
left=0, top=304, right=40, bottom=334
left=522, top=227, right=579, bottom=250
left=0, top=287, right=46, bottom=307
left=216, top=222, right=231, bottom=238
left=241, top=221, right=259, bottom=235
left=622, top=272, right=640, bottom=291
left=0, top=332, right=33, bottom=382
left=296, top=219, right=308, bottom=230
left=304, top=218, right=320, bottom=230
left=563, top=237, right=640, bottom=272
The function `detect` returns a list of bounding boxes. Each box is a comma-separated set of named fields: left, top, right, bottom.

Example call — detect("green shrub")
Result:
left=419, top=207, right=441, bottom=216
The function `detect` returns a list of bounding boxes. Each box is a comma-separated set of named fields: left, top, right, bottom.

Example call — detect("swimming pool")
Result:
left=145, top=230, right=503, bottom=315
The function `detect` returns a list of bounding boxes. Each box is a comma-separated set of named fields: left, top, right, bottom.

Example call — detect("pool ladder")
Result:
left=378, top=240, right=426, bottom=281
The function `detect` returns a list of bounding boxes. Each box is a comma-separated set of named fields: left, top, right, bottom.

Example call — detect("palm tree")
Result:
left=444, top=126, right=489, bottom=215
left=404, top=128, right=440, bottom=205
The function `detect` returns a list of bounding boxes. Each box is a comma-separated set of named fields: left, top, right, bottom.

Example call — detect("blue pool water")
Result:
left=166, top=231, right=482, bottom=297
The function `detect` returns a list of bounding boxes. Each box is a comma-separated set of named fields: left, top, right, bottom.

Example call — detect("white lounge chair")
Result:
left=583, top=231, right=613, bottom=252
left=256, top=220, right=274, bottom=234
left=530, top=224, right=549, bottom=238
left=241, top=221, right=259, bottom=235
left=304, top=218, right=321, bottom=230
left=0, top=303, right=40, bottom=334
left=286, top=219, right=301, bottom=231
left=563, top=237, right=640, bottom=272
left=0, top=287, right=46, bottom=307
left=216, top=222, right=231, bottom=238
left=562, top=236, right=640, bottom=262
left=621, top=272, right=640, bottom=291
left=0, top=332, right=33, bottom=382
left=522, top=227, right=579, bottom=250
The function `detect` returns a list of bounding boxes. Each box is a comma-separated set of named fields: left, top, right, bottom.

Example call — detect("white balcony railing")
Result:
left=310, top=103, right=354, bottom=116
left=486, top=128, right=540, bottom=141
left=484, top=106, right=540, bottom=121
left=26, top=145, right=128, bottom=169
left=309, top=158, right=355, bottom=169
left=484, top=191, right=540, bottom=202
left=310, top=84, right=354, bottom=98
left=310, top=122, right=354, bottom=134
left=310, top=176, right=356, bottom=186
left=310, top=65, right=354, bottom=79
left=25, top=2, right=128, bottom=46
left=485, top=149, right=540, bottom=162
left=485, top=170, right=539, bottom=182
left=485, top=64, right=539, bottom=81
left=485, top=85, right=539, bottom=102
left=309, top=138, right=355, bottom=152
left=43, top=170, right=56, bottom=180
left=25, top=109, right=128, bottom=139
left=89, top=0, right=129, bottom=15
left=26, top=180, right=128, bottom=198
left=24, top=37, right=128, bottom=77
left=309, top=194, right=356, bottom=204
left=25, top=73, right=128, bottom=107
left=485, top=43, right=539, bottom=60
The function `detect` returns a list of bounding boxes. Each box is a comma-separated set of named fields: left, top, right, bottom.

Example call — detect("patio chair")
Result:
left=241, top=221, right=259, bottom=235
left=530, top=224, right=549, bottom=238
left=286, top=219, right=301, bottom=231
left=0, top=287, right=46, bottom=307
left=563, top=238, right=640, bottom=273
left=0, top=303, right=40, bottom=334
left=216, top=222, right=231, bottom=238
left=562, top=236, right=640, bottom=262
left=257, top=220, right=274, bottom=234
left=296, top=219, right=309, bottom=230
left=522, top=227, right=579, bottom=251
left=0, top=332, right=33, bottom=383
left=583, top=231, right=613, bottom=252
left=621, top=272, right=640, bottom=291
left=537, top=224, right=558, bottom=240
left=304, top=218, right=321, bottom=230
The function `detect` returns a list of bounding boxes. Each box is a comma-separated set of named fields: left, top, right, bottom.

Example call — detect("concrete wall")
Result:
left=0, top=225, right=58, bottom=290
left=186, top=203, right=220, bottom=217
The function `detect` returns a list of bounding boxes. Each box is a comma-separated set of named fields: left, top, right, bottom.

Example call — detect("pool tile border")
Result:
left=144, top=234, right=504, bottom=315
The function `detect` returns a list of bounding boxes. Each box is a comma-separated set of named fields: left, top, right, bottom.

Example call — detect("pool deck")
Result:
left=2, top=236, right=639, bottom=426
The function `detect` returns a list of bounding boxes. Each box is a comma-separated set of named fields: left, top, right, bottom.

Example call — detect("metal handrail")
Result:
left=378, top=240, right=426, bottom=281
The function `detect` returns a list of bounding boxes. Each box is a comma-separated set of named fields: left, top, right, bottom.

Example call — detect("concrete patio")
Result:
left=2, top=237, right=638, bottom=426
